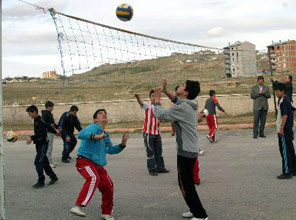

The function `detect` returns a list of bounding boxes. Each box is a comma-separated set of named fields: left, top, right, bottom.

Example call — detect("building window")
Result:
left=232, top=53, right=234, bottom=56
left=233, top=68, right=235, bottom=71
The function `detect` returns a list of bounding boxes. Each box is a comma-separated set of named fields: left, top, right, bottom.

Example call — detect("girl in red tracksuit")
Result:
left=205, top=90, right=226, bottom=143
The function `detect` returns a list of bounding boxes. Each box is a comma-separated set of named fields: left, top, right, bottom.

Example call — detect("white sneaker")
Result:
left=182, top=211, right=193, bottom=218
left=101, top=214, right=115, bottom=220
left=70, top=206, right=86, bottom=217
left=206, top=135, right=213, bottom=143
left=50, top=163, right=57, bottom=168
left=191, top=217, right=208, bottom=220
left=198, top=150, right=205, bottom=156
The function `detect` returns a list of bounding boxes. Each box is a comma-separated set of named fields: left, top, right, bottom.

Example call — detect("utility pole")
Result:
left=0, top=0, right=5, bottom=219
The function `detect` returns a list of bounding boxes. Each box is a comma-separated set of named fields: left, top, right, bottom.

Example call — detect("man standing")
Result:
left=42, top=101, right=59, bottom=168
left=154, top=80, right=208, bottom=220
left=284, top=74, right=293, bottom=102
left=251, top=76, right=271, bottom=138
left=58, top=105, right=82, bottom=163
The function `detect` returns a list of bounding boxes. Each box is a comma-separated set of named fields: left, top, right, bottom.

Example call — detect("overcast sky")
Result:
left=3, top=0, right=296, bottom=78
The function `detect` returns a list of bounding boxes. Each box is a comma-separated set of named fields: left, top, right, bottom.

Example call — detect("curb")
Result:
left=3, top=122, right=276, bottom=136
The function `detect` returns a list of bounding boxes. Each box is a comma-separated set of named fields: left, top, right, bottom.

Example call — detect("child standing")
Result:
left=135, top=90, right=169, bottom=176
left=274, top=83, right=296, bottom=179
left=26, top=105, right=58, bottom=188
left=205, top=90, right=226, bottom=143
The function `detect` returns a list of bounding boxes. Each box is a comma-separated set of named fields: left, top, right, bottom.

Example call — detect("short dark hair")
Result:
left=45, top=101, right=54, bottom=108
left=257, top=76, right=264, bottom=81
left=149, top=89, right=154, bottom=97
left=175, top=85, right=179, bottom=92
left=274, top=82, right=286, bottom=92
left=209, top=90, right=216, bottom=97
left=70, top=105, right=79, bottom=112
left=93, top=109, right=107, bottom=119
left=288, top=74, right=293, bottom=82
left=185, top=80, right=200, bottom=100
left=26, top=105, right=38, bottom=114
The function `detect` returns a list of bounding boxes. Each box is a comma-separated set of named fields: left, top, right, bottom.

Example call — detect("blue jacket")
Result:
left=77, top=123, right=123, bottom=166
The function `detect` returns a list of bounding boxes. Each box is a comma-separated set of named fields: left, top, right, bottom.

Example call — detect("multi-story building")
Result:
left=267, top=40, right=296, bottom=73
left=224, top=41, right=257, bottom=78
left=42, top=70, right=58, bottom=79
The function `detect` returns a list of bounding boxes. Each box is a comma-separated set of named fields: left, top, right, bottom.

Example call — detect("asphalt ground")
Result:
left=3, top=128, right=296, bottom=220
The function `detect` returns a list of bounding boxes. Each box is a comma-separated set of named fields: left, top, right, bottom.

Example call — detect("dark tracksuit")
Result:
left=277, top=96, right=296, bottom=175
left=58, top=112, right=82, bottom=161
left=41, top=110, right=58, bottom=131
left=31, top=116, right=57, bottom=184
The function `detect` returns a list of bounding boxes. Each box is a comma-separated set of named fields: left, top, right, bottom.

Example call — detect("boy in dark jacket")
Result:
left=58, top=105, right=82, bottom=163
left=42, top=101, right=59, bottom=168
left=26, top=105, right=58, bottom=188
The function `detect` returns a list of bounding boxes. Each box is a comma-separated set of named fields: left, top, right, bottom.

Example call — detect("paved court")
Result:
left=3, top=128, right=296, bottom=220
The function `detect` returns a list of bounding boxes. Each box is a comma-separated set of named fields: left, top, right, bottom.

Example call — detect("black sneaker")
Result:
left=253, top=135, right=258, bottom=139
left=277, top=173, right=292, bottom=179
left=68, top=156, right=72, bottom=160
left=62, top=159, right=70, bottom=163
left=259, top=134, right=266, bottom=138
left=293, top=172, right=296, bottom=176
left=48, top=177, right=58, bottom=185
left=32, top=182, right=45, bottom=189
left=149, top=171, right=158, bottom=176
left=157, top=169, right=170, bottom=173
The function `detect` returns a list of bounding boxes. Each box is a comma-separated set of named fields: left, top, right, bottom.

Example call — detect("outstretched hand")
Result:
left=121, top=133, right=130, bottom=146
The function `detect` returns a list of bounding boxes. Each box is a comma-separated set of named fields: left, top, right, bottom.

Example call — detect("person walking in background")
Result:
left=284, top=74, right=293, bottom=102
left=251, top=76, right=271, bottom=139
left=26, top=105, right=58, bottom=188
left=58, top=105, right=82, bottom=163
left=135, top=90, right=169, bottom=176
left=42, top=101, right=59, bottom=168
left=205, top=90, right=226, bottom=143
left=274, top=83, right=296, bottom=179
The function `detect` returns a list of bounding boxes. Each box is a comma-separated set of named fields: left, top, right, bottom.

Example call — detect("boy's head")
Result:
left=149, top=89, right=156, bottom=104
left=93, top=109, right=108, bottom=124
left=257, top=76, right=264, bottom=86
left=45, top=101, right=54, bottom=112
left=176, top=80, right=200, bottom=100
left=174, top=85, right=179, bottom=96
left=69, top=105, right=79, bottom=116
left=26, top=105, right=38, bottom=119
left=284, top=74, right=293, bottom=83
left=274, top=83, right=286, bottom=98
left=209, top=90, right=216, bottom=97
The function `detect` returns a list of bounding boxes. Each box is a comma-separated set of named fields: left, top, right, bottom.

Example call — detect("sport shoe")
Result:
left=277, top=173, right=292, bottom=179
left=206, top=135, right=213, bottom=143
left=191, top=217, right=208, bottom=220
left=62, top=159, right=70, bottom=163
left=149, top=171, right=158, bottom=176
left=182, top=211, right=193, bottom=218
left=101, top=214, right=114, bottom=220
left=32, top=182, right=45, bottom=189
left=48, top=176, right=58, bottom=185
left=199, top=150, right=205, bottom=156
left=50, top=163, right=57, bottom=168
left=157, top=168, right=170, bottom=173
left=70, top=206, right=86, bottom=217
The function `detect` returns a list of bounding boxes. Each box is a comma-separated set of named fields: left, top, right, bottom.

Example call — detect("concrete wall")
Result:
left=3, top=94, right=280, bottom=124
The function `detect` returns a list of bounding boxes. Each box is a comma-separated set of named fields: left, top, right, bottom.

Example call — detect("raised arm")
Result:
left=162, top=80, right=177, bottom=102
left=135, top=94, right=143, bottom=107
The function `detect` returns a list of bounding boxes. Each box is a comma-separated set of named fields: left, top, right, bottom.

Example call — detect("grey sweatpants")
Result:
left=46, top=133, right=55, bottom=164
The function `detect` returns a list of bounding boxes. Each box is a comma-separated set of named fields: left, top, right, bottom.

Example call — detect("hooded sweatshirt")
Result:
left=154, top=97, right=199, bottom=158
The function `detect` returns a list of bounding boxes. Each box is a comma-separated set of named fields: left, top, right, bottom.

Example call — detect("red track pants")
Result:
left=193, top=157, right=200, bottom=184
left=75, top=158, right=113, bottom=215
left=206, top=114, right=218, bottom=141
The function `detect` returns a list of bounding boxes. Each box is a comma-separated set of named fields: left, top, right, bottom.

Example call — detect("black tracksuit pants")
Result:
left=278, top=129, right=296, bottom=175
left=62, top=133, right=77, bottom=160
left=177, top=155, right=207, bottom=219
left=143, top=134, right=165, bottom=172
left=35, top=143, right=57, bottom=184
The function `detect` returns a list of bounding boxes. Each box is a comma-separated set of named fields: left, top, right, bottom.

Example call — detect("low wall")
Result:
left=3, top=94, right=283, bottom=124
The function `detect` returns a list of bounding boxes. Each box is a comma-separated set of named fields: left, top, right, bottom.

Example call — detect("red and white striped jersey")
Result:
left=142, top=102, right=160, bottom=135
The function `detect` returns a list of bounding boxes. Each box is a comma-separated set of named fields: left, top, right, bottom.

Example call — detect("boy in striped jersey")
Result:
left=135, top=90, right=170, bottom=176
